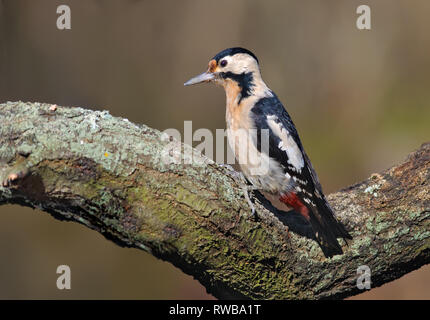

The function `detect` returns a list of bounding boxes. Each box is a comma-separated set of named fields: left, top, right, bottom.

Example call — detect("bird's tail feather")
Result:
left=279, top=191, right=351, bottom=258
left=309, top=197, right=352, bottom=258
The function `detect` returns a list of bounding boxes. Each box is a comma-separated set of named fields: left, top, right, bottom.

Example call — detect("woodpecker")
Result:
left=184, top=47, right=352, bottom=257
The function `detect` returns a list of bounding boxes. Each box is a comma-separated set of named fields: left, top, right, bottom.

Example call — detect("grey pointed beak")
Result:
left=184, top=71, right=216, bottom=86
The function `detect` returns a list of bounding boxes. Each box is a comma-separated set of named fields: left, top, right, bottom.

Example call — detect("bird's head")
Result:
left=184, top=47, right=265, bottom=102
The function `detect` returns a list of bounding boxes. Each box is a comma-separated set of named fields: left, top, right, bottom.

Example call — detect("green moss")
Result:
left=351, top=235, right=374, bottom=257
left=416, top=242, right=430, bottom=256
left=413, top=230, right=430, bottom=241
left=374, top=221, right=391, bottom=234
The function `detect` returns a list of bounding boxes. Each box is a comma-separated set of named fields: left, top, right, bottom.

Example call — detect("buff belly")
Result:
left=226, top=127, right=293, bottom=194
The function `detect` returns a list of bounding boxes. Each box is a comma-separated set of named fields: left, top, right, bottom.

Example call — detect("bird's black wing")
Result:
left=250, top=94, right=351, bottom=257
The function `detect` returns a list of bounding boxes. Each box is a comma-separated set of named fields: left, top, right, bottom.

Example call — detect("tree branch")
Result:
left=0, top=101, right=429, bottom=299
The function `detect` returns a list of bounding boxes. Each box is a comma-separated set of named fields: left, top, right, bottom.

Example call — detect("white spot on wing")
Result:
left=303, top=197, right=315, bottom=206
left=293, top=176, right=307, bottom=185
left=267, top=116, right=304, bottom=172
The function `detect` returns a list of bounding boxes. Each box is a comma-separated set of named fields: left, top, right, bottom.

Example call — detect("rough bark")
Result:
left=0, top=101, right=429, bottom=299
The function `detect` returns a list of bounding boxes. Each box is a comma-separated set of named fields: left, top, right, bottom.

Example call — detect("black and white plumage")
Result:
left=185, top=47, right=352, bottom=257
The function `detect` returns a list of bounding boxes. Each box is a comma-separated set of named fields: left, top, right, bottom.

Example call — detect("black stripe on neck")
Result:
left=220, top=71, right=255, bottom=104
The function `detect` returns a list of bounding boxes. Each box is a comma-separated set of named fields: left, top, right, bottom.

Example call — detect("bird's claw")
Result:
left=216, top=164, right=259, bottom=219
left=241, top=183, right=259, bottom=220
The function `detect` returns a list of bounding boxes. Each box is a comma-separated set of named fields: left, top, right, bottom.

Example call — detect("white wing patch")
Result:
left=267, top=115, right=304, bottom=172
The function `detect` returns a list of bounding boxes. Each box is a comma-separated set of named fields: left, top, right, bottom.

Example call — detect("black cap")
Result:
left=212, top=47, right=259, bottom=64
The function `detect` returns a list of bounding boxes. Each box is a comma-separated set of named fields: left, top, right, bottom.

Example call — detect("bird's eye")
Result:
left=220, top=60, right=228, bottom=67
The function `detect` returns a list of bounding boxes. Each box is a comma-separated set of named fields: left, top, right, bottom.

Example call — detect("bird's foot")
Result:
left=217, top=163, right=236, bottom=172
left=241, top=184, right=260, bottom=220
left=216, top=165, right=259, bottom=219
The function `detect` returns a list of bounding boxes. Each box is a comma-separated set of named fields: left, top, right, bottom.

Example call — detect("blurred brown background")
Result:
left=0, top=0, right=429, bottom=299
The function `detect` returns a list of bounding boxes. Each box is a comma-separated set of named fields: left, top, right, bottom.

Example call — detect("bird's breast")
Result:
left=224, top=94, right=292, bottom=193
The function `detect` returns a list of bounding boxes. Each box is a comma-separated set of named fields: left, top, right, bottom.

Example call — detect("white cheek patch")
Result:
left=267, top=115, right=304, bottom=173
left=227, top=54, right=259, bottom=75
